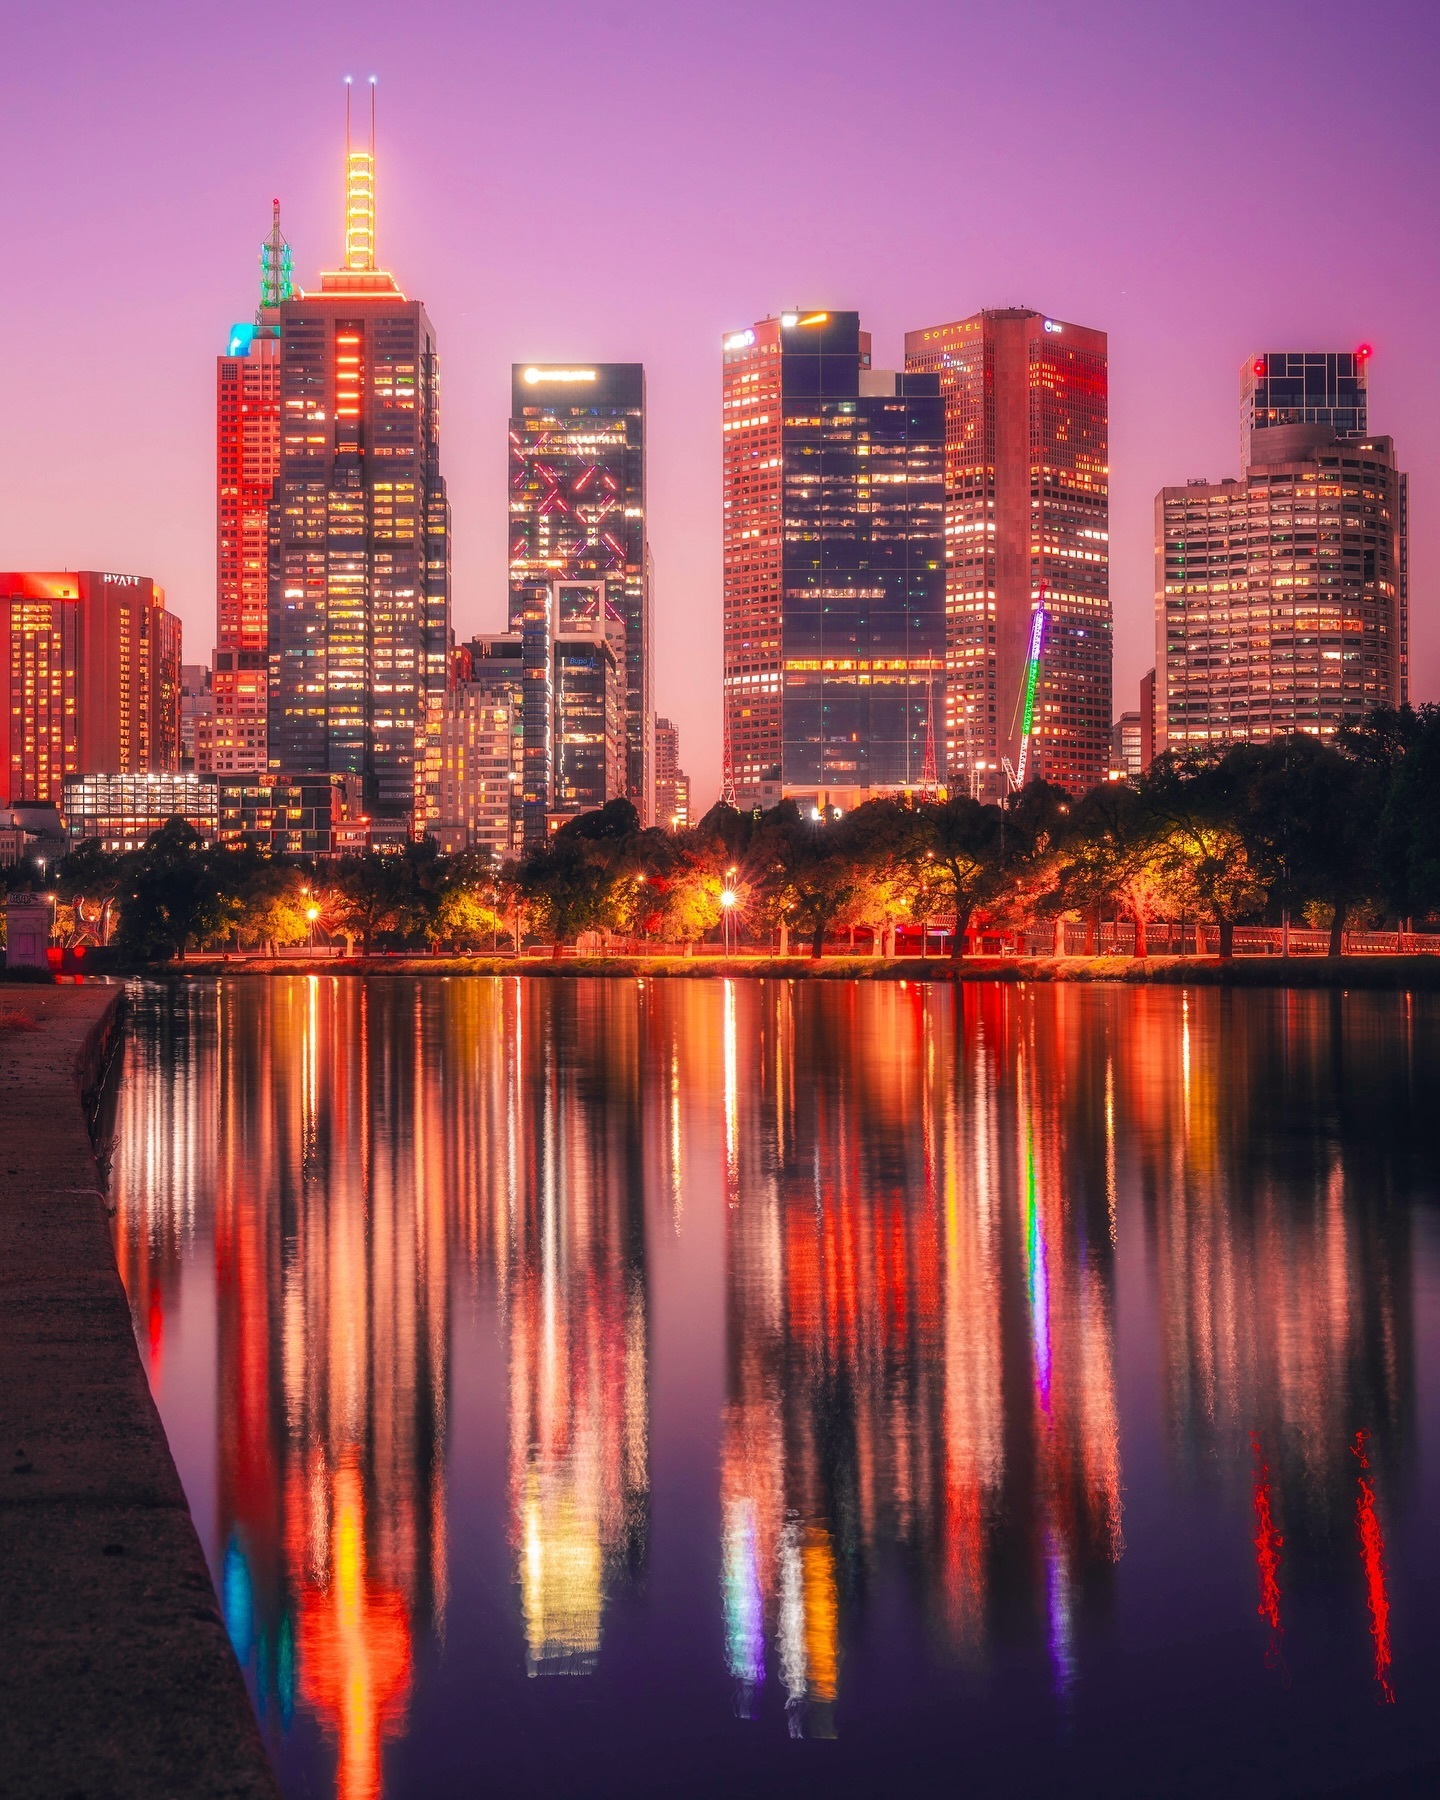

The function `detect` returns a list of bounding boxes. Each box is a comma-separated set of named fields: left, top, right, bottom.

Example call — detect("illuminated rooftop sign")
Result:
left=1043, top=319, right=1063, bottom=334
left=523, top=367, right=597, bottom=384
left=724, top=330, right=755, bottom=351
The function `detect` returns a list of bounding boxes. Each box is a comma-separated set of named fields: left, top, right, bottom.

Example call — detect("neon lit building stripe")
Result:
left=1015, top=606, right=1047, bottom=787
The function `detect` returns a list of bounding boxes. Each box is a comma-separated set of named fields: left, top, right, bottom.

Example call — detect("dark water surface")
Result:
left=109, top=976, right=1440, bottom=1800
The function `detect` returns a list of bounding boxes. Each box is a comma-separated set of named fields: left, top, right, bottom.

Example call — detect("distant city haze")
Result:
left=2, top=0, right=1436, bottom=807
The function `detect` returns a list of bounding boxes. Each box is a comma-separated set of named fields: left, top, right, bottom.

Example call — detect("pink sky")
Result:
left=2, top=0, right=1436, bottom=805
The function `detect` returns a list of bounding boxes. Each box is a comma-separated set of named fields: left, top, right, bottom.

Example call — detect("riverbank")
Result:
left=154, top=951, right=1440, bottom=988
left=0, top=982, right=279, bottom=1798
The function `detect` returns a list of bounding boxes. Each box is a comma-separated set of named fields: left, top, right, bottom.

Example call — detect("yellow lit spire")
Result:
left=317, top=77, right=404, bottom=299
left=344, top=77, right=376, bottom=271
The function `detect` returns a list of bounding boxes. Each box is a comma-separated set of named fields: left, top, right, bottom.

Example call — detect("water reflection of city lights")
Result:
left=103, top=978, right=1431, bottom=1797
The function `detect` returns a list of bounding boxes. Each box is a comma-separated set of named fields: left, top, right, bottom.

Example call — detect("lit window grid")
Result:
left=1158, top=450, right=1405, bottom=747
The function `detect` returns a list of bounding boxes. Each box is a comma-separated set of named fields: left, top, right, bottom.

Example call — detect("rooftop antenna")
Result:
left=920, top=670, right=939, bottom=802
left=319, top=74, right=401, bottom=297
left=258, top=197, right=293, bottom=317
left=720, top=700, right=738, bottom=810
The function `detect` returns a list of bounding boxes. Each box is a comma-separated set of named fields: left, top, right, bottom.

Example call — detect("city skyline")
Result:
left=2, top=0, right=1437, bottom=806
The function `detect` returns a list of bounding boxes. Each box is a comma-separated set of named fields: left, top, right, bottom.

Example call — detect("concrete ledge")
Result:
left=0, top=983, right=280, bottom=1800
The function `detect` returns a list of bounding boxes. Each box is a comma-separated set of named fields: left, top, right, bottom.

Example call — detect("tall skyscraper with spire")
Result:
left=213, top=203, right=292, bottom=774
left=267, top=82, right=451, bottom=824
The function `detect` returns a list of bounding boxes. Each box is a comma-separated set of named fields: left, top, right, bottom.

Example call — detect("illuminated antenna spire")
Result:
left=343, top=75, right=377, bottom=272
left=319, top=77, right=401, bottom=297
left=258, top=197, right=294, bottom=317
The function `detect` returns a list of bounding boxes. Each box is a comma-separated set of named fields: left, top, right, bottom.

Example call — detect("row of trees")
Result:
left=22, top=707, right=1440, bottom=963
left=34, top=826, right=516, bottom=962
left=507, top=708, right=1440, bottom=960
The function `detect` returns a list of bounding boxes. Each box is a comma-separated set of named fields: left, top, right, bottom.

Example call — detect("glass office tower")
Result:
left=905, top=309, right=1111, bottom=799
left=1157, top=428, right=1407, bottom=750
left=267, top=97, right=451, bottom=827
left=508, top=365, right=651, bottom=821
left=722, top=310, right=945, bottom=810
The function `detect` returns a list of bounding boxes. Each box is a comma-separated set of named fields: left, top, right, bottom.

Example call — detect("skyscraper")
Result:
left=213, top=204, right=291, bottom=775
left=0, top=572, right=181, bottom=803
left=267, top=87, right=451, bottom=826
left=905, top=309, right=1111, bottom=798
left=1241, top=348, right=1370, bottom=470
left=508, top=365, right=651, bottom=820
left=722, top=311, right=945, bottom=811
left=1156, top=422, right=1407, bottom=750
left=654, top=716, right=690, bottom=830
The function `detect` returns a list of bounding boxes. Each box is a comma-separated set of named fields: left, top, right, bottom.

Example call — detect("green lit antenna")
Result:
left=258, top=198, right=295, bottom=316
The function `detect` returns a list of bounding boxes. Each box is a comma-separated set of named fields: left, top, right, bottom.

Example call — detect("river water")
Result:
left=109, top=976, right=1440, bottom=1799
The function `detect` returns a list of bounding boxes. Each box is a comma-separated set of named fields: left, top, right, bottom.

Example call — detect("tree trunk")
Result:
left=1329, top=898, right=1347, bottom=958
left=1133, top=912, right=1148, bottom=958
left=1218, top=918, right=1234, bottom=960
left=951, top=904, right=974, bottom=960
left=778, top=923, right=789, bottom=958
left=810, top=923, right=825, bottom=961
left=551, top=938, right=564, bottom=961
left=870, top=926, right=882, bottom=958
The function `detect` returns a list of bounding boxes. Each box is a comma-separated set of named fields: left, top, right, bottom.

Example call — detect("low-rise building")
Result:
left=1111, top=712, right=1143, bottom=780
left=451, top=581, right=627, bottom=853
left=216, top=772, right=353, bottom=856
left=654, top=716, right=691, bottom=830
left=62, top=772, right=217, bottom=850
left=61, top=770, right=355, bottom=855
left=0, top=803, right=67, bottom=868
left=437, top=637, right=524, bottom=859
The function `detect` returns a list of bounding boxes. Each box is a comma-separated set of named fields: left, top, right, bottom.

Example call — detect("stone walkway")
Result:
left=0, top=983, right=278, bottom=1799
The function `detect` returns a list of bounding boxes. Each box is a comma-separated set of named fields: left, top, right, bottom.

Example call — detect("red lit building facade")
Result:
left=214, top=205, right=290, bottom=775
left=905, top=309, right=1111, bottom=798
left=0, top=572, right=181, bottom=803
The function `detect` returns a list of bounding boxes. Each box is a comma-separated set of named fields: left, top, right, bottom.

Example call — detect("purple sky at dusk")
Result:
left=3, top=0, right=1437, bottom=804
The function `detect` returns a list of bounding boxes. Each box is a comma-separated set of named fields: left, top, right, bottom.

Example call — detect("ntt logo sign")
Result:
left=1043, top=319, right=1063, bottom=334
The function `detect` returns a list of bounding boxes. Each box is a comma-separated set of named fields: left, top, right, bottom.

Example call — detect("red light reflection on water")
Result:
left=1352, top=1431, right=1394, bottom=1704
left=1249, top=1432, right=1284, bottom=1667
left=146, top=1282, right=164, bottom=1374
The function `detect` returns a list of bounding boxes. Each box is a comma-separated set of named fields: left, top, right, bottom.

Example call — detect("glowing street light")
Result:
left=720, top=868, right=740, bottom=958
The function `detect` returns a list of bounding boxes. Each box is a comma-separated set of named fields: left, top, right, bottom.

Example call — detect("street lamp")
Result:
left=306, top=905, right=320, bottom=952
left=719, top=877, right=739, bottom=959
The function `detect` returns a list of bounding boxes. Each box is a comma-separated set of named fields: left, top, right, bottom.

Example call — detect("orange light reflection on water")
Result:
left=103, top=977, right=1428, bottom=1794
